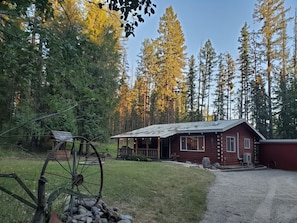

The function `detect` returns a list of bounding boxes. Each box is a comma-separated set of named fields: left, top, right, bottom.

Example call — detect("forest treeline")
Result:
left=0, top=0, right=296, bottom=149
left=120, top=0, right=297, bottom=139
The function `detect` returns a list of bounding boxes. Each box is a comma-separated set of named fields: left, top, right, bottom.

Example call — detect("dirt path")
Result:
left=200, top=169, right=297, bottom=223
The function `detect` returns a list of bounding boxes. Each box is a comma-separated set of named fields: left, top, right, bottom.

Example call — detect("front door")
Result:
left=161, top=138, right=170, bottom=159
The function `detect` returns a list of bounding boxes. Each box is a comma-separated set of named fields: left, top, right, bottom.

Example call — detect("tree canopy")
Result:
left=1, top=0, right=297, bottom=150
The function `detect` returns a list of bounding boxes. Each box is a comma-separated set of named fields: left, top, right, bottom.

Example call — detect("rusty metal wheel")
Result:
left=35, top=136, right=103, bottom=221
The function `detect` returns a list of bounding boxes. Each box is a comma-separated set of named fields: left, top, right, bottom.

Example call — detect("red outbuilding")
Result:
left=259, top=139, right=297, bottom=170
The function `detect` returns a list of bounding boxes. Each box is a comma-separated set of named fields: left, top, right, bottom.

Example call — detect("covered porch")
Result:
left=114, top=137, right=162, bottom=159
left=111, top=124, right=182, bottom=160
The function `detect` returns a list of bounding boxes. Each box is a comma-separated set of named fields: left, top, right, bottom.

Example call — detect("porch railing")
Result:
left=137, top=148, right=158, bottom=159
left=118, top=147, right=159, bottom=159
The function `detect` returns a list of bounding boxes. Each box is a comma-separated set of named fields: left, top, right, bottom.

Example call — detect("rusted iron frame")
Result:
left=0, top=173, right=38, bottom=209
left=0, top=136, right=104, bottom=223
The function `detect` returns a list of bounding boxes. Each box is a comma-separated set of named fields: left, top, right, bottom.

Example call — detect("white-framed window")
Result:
left=226, top=136, right=236, bottom=152
left=244, top=138, right=251, bottom=149
left=180, top=136, right=205, bottom=152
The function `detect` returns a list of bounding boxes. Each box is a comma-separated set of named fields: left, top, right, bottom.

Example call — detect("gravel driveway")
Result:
left=200, top=169, right=297, bottom=223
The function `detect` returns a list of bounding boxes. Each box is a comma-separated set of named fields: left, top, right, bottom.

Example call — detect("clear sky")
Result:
left=125, top=0, right=296, bottom=81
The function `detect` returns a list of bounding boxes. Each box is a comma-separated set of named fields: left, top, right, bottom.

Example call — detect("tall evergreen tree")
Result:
left=251, top=75, right=270, bottom=137
left=249, top=30, right=269, bottom=130
left=116, top=50, right=132, bottom=133
left=197, top=39, right=216, bottom=121
left=134, top=38, right=158, bottom=126
left=153, top=6, right=186, bottom=123
left=225, top=53, right=236, bottom=119
left=185, top=55, right=197, bottom=121
left=237, top=23, right=251, bottom=120
left=130, top=75, right=147, bottom=129
left=275, top=4, right=293, bottom=138
left=214, top=53, right=227, bottom=120
left=253, top=0, right=291, bottom=138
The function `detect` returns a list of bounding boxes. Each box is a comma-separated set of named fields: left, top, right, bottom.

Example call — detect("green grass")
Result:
left=0, top=159, right=43, bottom=222
left=100, top=160, right=215, bottom=223
left=0, top=147, right=215, bottom=223
left=90, top=141, right=118, bottom=158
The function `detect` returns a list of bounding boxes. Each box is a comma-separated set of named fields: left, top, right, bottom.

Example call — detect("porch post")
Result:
left=135, top=138, right=138, bottom=155
left=146, top=138, right=149, bottom=157
left=169, top=137, right=171, bottom=156
left=126, top=138, right=128, bottom=155
left=157, top=137, right=160, bottom=160
left=116, top=138, right=120, bottom=158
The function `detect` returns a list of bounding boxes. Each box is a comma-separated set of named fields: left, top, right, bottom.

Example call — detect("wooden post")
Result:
left=135, top=138, right=138, bottom=155
left=117, top=139, right=120, bottom=158
left=157, top=137, right=160, bottom=160
left=169, top=137, right=171, bottom=157
left=126, top=138, right=128, bottom=155
left=146, top=139, right=149, bottom=157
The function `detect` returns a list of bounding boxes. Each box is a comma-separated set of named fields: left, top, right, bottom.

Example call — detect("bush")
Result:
left=121, top=154, right=152, bottom=162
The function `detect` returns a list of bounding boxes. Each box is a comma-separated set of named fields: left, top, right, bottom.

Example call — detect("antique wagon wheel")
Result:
left=34, top=136, right=103, bottom=222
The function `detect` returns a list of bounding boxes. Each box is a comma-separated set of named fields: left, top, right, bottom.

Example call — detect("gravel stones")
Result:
left=200, top=169, right=297, bottom=223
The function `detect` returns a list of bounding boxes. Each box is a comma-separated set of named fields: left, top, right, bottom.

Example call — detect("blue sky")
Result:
left=126, top=0, right=296, bottom=81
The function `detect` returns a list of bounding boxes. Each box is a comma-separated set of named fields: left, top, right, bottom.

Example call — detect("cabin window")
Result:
left=244, top=138, right=251, bottom=149
left=180, top=136, right=205, bottom=152
left=226, top=136, right=236, bottom=152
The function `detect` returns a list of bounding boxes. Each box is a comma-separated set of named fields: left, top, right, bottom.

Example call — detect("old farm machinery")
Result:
left=0, top=136, right=104, bottom=223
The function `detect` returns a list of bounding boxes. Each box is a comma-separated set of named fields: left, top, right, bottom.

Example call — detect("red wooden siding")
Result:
left=220, top=124, right=255, bottom=166
left=170, top=133, right=218, bottom=164
left=259, top=141, right=297, bottom=170
left=169, top=123, right=259, bottom=166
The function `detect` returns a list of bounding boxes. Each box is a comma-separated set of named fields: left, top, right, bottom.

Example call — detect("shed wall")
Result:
left=259, top=142, right=297, bottom=170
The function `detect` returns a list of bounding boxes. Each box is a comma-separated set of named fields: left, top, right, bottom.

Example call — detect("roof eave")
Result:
left=176, top=129, right=224, bottom=134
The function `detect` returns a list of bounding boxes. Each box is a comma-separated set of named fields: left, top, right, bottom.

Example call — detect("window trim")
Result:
left=226, top=136, right=236, bottom=153
left=244, top=138, right=251, bottom=149
left=180, top=135, right=205, bottom=152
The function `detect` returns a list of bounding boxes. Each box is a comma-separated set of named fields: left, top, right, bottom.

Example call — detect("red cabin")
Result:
left=112, top=119, right=265, bottom=166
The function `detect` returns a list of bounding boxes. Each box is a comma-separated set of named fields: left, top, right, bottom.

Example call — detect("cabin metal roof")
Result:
left=111, top=119, right=265, bottom=139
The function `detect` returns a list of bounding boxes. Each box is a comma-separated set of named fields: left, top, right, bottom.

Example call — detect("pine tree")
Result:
left=251, top=75, right=269, bottom=137
left=237, top=23, right=251, bottom=120
left=253, top=0, right=291, bottom=137
left=197, top=39, right=216, bottom=121
left=214, top=53, right=227, bottom=120
left=134, top=38, right=158, bottom=126
left=131, top=75, right=147, bottom=129
left=185, top=55, right=197, bottom=121
left=275, top=5, right=293, bottom=138
left=249, top=30, right=269, bottom=130
left=117, top=50, right=132, bottom=133
left=290, top=11, right=297, bottom=138
left=153, top=6, right=187, bottom=123
left=225, top=53, right=236, bottom=119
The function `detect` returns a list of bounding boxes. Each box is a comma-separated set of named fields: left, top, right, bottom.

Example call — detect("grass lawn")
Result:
left=0, top=147, right=215, bottom=223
